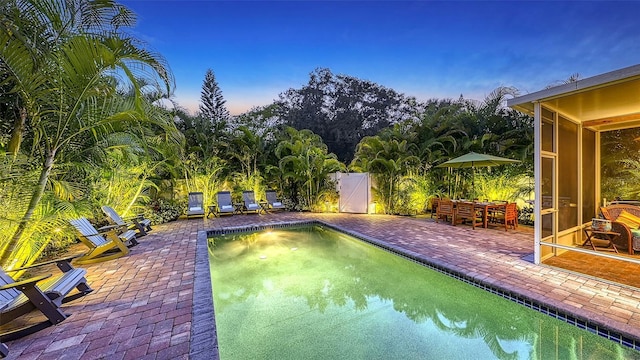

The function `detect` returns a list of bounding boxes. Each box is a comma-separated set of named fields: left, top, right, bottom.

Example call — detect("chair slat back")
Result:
left=243, top=191, right=256, bottom=205
left=266, top=190, right=278, bottom=204
left=101, top=206, right=125, bottom=226
left=216, top=191, right=232, bottom=207
left=505, top=203, right=517, bottom=218
left=456, top=202, right=473, bottom=217
left=69, top=218, right=108, bottom=246
left=0, top=270, right=20, bottom=307
left=189, top=192, right=204, bottom=208
left=438, top=200, right=454, bottom=216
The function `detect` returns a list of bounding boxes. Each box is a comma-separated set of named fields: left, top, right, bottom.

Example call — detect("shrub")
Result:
left=145, top=199, right=184, bottom=224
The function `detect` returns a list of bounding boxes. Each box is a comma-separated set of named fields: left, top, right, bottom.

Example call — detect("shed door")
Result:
left=339, top=173, right=369, bottom=213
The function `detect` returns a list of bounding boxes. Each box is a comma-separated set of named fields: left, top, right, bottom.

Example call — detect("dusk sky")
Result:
left=120, top=1, right=640, bottom=115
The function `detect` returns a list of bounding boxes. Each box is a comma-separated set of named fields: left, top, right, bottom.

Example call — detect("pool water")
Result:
left=208, top=226, right=640, bottom=359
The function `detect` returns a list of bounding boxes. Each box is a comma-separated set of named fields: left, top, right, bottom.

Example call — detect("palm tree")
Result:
left=275, top=127, right=345, bottom=210
left=0, top=0, right=177, bottom=267
left=351, top=125, right=420, bottom=213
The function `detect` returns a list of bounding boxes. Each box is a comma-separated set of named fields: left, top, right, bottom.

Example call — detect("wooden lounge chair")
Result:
left=435, top=199, right=455, bottom=224
left=490, top=203, right=518, bottom=231
left=265, top=190, right=286, bottom=212
left=242, top=191, right=262, bottom=214
left=186, top=192, right=205, bottom=218
left=212, top=191, right=235, bottom=217
left=601, top=204, right=640, bottom=254
left=455, top=201, right=483, bottom=229
left=68, top=218, right=136, bottom=264
left=1, top=255, right=93, bottom=342
left=428, top=197, right=440, bottom=218
left=101, top=205, right=152, bottom=237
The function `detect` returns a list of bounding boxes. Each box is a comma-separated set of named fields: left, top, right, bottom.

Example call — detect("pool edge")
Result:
left=190, top=228, right=219, bottom=360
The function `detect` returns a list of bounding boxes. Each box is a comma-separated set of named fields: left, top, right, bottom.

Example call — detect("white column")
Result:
left=533, top=102, right=542, bottom=264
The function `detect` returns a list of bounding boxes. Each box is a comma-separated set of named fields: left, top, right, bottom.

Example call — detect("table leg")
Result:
left=483, top=206, right=489, bottom=228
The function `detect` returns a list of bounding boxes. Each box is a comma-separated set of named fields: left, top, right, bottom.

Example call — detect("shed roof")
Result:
left=507, top=64, right=640, bottom=131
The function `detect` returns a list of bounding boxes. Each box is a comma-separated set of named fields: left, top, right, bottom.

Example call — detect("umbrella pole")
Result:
left=472, top=166, right=475, bottom=200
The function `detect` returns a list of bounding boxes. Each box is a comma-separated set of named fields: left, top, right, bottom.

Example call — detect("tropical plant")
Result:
left=351, top=124, right=420, bottom=214
left=275, top=127, right=345, bottom=211
left=144, top=198, right=183, bottom=224
left=180, top=154, right=228, bottom=208
left=0, top=0, right=179, bottom=268
left=473, top=172, right=532, bottom=204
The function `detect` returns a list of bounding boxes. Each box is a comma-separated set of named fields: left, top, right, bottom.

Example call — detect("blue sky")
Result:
left=121, top=1, right=640, bottom=115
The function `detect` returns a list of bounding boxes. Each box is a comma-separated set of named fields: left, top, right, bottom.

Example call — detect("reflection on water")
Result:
left=209, top=226, right=640, bottom=360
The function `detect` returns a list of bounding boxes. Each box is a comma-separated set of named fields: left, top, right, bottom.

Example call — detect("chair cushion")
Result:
left=273, top=202, right=282, bottom=207
left=189, top=206, right=202, bottom=211
left=247, top=203, right=260, bottom=210
left=617, top=210, right=640, bottom=229
left=221, top=205, right=233, bottom=211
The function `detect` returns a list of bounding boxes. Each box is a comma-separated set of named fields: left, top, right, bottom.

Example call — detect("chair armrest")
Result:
left=98, top=224, right=122, bottom=232
left=122, top=213, right=145, bottom=221
left=0, top=274, right=51, bottom=291
left=6, top=254, right=81, bottom=272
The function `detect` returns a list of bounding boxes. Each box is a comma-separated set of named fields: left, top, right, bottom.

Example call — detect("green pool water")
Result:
left=208, top=226, right=640, bottom=360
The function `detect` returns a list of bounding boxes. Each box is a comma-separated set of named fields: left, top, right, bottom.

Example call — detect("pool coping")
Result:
left=190, top=220, right=640, bottom=358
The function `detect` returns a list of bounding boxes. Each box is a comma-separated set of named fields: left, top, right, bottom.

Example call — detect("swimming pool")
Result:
left=208, top=225, right=640, bottom=359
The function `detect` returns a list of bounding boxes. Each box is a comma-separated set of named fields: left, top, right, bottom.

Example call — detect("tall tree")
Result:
left=199, top=69, right=230, bottom=136
left=277, top=68, right=418, bottom=163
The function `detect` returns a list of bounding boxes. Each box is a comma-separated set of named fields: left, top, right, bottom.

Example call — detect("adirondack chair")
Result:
left=186, top=192, right=205, bottom=218
left=242, top=191, right=262, bottom=214
left=0, top=255, right=93, bottom=342
left=265, top=190, right=286, bottom=212
left=212, top=191, right=235, bottom=217
left=68, top=218, right=136, bottom=264
left=101, top=205, right=152, bottom=237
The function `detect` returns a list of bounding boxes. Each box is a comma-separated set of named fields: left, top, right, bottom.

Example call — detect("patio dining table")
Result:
left=473, top=202, right=506, bottom=228
left=446, top=200, right=508, bottom=228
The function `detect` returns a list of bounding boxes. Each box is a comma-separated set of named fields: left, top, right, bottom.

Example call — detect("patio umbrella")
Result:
left=435, top=152, right=521, bottom=198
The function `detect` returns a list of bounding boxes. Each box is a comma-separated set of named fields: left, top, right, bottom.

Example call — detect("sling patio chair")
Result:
left=242, top=191, right=263, bottom=214
left=186, top=192, right=205, bottom=218
left=1, top=255, right=93, bottom=342
left=101, top=205, right=152, bottom=237
left=211, top=191, right=235, bottom=217
left=68, top=217, right=137, bottom=264
left=265, top=190, right=286, bottom=212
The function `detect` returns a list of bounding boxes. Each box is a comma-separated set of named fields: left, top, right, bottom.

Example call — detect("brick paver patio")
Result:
left=3, top=212, right=640, bottom=359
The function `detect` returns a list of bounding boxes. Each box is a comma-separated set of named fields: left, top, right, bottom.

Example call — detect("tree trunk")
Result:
left=0, top=149, right=56, bottom=268
left=7, top=108, right=27, bottom=158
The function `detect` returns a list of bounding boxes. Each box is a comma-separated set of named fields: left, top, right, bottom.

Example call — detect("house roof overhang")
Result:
left=507, top=64, right=640, bottom=131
